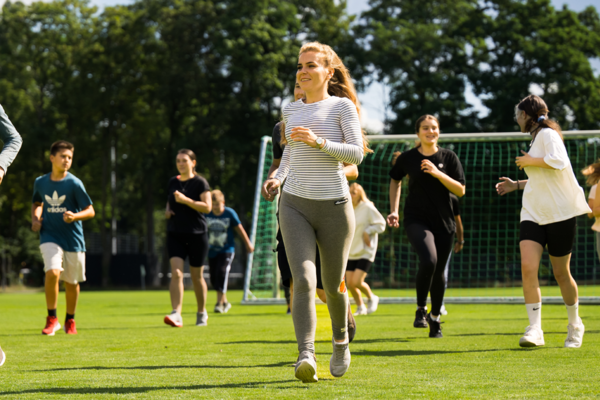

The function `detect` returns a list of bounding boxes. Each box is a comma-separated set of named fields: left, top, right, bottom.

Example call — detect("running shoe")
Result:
left=223, top=302, right=232, bottom=313
left=414, top=308, right=427, bottom=328
left=347, top=299, right=356, bottom=343
left=196, top=311, right=208, bottom=327
left=440, top=304, right=448, bottom=316
left=426, top=313, right=443, bottom=338
left=286, top=306, right=291, bottom=315
left=214, top=304, right=224, bottom=314
left=42, top=316, right=61, bottom=336
left=164, top=312, right=183, bottom=328
left=330, top=337, right=351, bottom=378
left=64, top=319, right=77, bottom=335
left=0, top=347, right=5, bottom=367
left=353, top=304, right=367, bottom=316
left=519, top=325, right=545, bottom=347
left=564, top=319, right=585, bottom=348
left=295, top=352, right=318, bottom=383
left=367, top=294, right=379, bottom=314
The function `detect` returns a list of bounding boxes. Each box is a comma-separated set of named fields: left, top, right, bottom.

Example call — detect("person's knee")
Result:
left=553, top=268, right=572, bottom=284
left=291, top=275, right=314, bottom=294
left=172, top=268, right=184, bottom=280
left=45, top=269, right=61, bottom=279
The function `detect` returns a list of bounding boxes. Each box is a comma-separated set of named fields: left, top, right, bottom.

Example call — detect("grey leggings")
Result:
left=279, top=192, right=354, bottom=354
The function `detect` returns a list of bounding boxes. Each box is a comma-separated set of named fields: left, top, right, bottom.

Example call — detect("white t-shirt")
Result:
left=348, top=201, right=386, bottom=262
left=520, top=128, right=590, bottom=225
left=588, top=184, right=600, bottom=232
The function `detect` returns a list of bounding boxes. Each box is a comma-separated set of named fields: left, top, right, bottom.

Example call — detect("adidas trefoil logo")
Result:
left=45, top=191, right=67, bottom=213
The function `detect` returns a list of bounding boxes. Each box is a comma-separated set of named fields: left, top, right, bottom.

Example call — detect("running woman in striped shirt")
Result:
left=264, top=42, right=371, bottom=383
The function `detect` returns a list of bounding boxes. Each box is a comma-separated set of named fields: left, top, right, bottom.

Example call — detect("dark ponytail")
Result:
left=516, top=95, right=563, bottom=140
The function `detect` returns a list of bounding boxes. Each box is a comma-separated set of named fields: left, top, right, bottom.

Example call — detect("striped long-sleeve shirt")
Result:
left=274, top=96, right=364, bottom=200
left=0, top=104, right=23, bottom=175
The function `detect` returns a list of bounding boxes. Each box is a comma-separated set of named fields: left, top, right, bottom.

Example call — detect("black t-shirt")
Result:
left=272, top=122, right=285, bottom=159
left=389, top=147, right=465, bottom=234
left=450, top=193, right=460, bottom=217
left=167, top=175, right=211, bottom=234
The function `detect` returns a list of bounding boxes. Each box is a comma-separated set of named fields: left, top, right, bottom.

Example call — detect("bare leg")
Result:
left=345, top=271, right=363, bottom=307
left=169, top=257, right=185, bottom=314
left=190, top=266, right=207, bottom=313
left=550, top=253, right=578, bottom=306
left=45, top=270, right=61, bottom=310
left=520, top=241, right=544, bottom=303
left=353, top=270, right=374, bottom=300
left=316, top=288, right=327, bottom=303
left=64, top=282, right=80, bottom=315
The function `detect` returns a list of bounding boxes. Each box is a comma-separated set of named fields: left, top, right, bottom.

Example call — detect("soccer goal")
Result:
left=243, top=131, right=600, bottom=305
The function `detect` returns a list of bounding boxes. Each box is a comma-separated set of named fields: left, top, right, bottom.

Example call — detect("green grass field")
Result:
left=1, top=289, right=599, bottom=399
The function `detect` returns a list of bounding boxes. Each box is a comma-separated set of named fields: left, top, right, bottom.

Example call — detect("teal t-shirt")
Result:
left=32, top=172, right=93, bottom=252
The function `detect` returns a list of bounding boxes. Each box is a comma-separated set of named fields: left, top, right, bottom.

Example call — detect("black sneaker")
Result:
left=286, top=306, right=291, bottom=315
left=414, top=308, right=428, bottom=328
left=426, top=313, right=443, bottom=338
left=347, top=299, right=356, bottom=343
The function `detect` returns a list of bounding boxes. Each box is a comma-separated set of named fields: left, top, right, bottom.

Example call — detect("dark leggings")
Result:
left=405, top=223, right=454, bottom=316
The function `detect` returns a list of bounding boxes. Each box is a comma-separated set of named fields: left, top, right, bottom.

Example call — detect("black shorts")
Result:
left=276, top=228, right=323, bottom=290
left=346, top=259, right=373, bottom=273
left=208, top=252, right=234, bottom=293
left=167, top=232, right=209, bottom=267
left=519, top=217, right=577, bottom=257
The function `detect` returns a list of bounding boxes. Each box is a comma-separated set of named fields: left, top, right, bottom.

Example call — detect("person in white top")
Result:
left=264, top=42, right=371, bottom=383
left=496, top=95, right=590, bottom=349
left=347, top=183, right=386, bottom=315
left=582, top=161, right=600, bottom=263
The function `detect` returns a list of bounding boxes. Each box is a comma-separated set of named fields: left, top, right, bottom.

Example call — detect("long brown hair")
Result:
left=516, top=95, right=563, bottom=140
left=582, top=160, right=600, bottom=186
left=349, top=182, right=370, bottom=204
left=281, top=42, right=372, bottom=154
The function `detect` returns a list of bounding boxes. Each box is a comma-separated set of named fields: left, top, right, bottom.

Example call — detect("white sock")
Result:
left=526, top=302, right=542, bottom=327
left=417, top=306, right=427, bottom=311
left=565, top=301, right=580, bottom=325
left=430, top=314, right=440, bottom=321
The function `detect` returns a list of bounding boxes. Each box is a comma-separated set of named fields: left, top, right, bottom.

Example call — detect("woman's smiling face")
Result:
left=296, top=51, right=332, bottom=94
left=417, top=118, right=440, bottom=146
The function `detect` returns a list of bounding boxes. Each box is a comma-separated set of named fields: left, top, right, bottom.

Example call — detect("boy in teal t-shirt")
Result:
left=32, top=141, right=95, bottom=336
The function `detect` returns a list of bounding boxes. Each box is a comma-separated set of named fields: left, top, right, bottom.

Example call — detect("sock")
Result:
left=417, top=306, right=427, bottom=311
left=526, top=302, right=542, bottom=327
left=430, top=314, right=440, bottom=321
left=48, top=309, right=57, bottom=318
left=565, top=301, right=579, bottom=325
left=171, top=310, right=178, bottom=315
left=65, top=313, right=75, bottom=321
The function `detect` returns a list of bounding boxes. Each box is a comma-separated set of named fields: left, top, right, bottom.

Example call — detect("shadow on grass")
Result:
left=449, top=330, right=599, bottom=337
left=218, top=337, right=412, bottom=345
left=346, top=347, right=545, bottom=357
left=33, top=361, right=293, bottom=372
left=0, top=380, right=300, bottom=396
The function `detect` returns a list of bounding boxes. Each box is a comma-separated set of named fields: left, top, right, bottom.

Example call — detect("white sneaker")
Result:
left=564, top=319, right=585, bottom=348
left=214, top=304, right=224, bottom=314
left=295, top=352, right=318, bottom=383
left=519, top=325, right=545, bottom=347
left=330, top=337, right=351, bottom=378
left=196, top=312, right=208, bottom=326
left=163, top=312, right=183, bottom=328
left=0, top=347, right=5, bottom=367
left=367, top=295, right=379, bottom=314
left=223, top=302, right=232, bottom=313
left=440, top=304, right=448, bottom=316
left=353, top=305, right=367, bottom=316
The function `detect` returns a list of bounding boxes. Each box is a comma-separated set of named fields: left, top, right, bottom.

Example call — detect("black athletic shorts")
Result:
left=208, top=252, right=234, bottom=293
left=167, top=232, right=209, bottom=267
left=346, top=259, right=373, bottom=273
left=519, top=217, right=577, bottom=257
left=276, top=228, right=323, bottom=289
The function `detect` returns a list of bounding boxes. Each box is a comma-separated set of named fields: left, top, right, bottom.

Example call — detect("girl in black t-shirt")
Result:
left=164, top=149, right=212, bottom=328
left=388, top=115, right=466, bottom=338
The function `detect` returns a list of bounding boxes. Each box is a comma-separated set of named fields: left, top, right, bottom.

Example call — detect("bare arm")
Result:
left=496, top=177, right=528, bottom=196
left=234, top=224, right=254, bottom=253
left=343, top=163, right=359, bottom=181
left=387, top=179, right=402, bottom=228
left=588, top=199, right=594, bottom=219
left=165, top=202, right=175, bottom=219
left=262, top=158, right=281, bottom=201
left=515, top=151, right=555, bottom=170
left=63, top=205, right=95, bottom=223
left=454, top=215, right=464, bottom=253
left=31, top=202, right=43, bottom=232
left=421, top=160, right=465, bottom=197
left=174, top=190, right=211, bottom=214
left=593, top=185, right=600, bottom=218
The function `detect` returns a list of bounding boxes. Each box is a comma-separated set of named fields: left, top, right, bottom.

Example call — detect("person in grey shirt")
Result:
left=0, top=103, right=23, bottom=366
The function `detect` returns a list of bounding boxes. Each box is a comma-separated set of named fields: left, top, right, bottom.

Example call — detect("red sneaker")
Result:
left=164, top=313, right=183, bottom=327
left=42, top=316, right=61, bottom=336
left=64, top=319, right=77, bottom=335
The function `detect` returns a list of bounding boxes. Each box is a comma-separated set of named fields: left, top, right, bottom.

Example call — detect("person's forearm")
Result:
left=456, top=225, right=464, bottom=242
left=389, top=179, right=401, bottom=214
left=235, top=226, right=253, bottom=250
left=184, top=199, right=210, bottom=213
left=73, top=207, right=95, bottom=222
left=437, top=174, right=465, bottom=197
left=516, top=179, right=528, bottom=190
left=527, top=157, right=554, bottom=169
left=32, top=204, right=43, bottom=220
left=0, top=105, right=23, bottom=174
left=343, top=163, right=359, bottom=181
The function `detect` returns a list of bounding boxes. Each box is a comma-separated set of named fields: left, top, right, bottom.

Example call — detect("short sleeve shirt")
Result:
left=32, top=173, right=93, bottom=252
left=206, top=207, right=241, bottom=257
left=272, top=122, right=285, bottom=160
left=167, top=175, right=211, bottom=234
left=389, top=147, right=465, bottom=234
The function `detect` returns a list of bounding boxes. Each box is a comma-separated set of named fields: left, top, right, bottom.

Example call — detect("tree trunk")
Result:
left=101, top=130, right=111, bottom=287
left=146, top=178, right=159, bottom=287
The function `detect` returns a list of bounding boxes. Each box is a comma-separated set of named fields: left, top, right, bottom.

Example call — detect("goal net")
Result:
left=243, top=131, right=600, bottom=304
